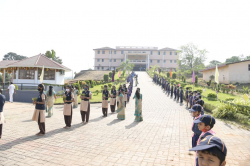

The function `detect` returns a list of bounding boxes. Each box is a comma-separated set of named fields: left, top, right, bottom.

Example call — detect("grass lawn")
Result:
left=188, top=86, right=242, bottom=107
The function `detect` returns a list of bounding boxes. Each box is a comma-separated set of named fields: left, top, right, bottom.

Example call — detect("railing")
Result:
left=0, top=83, right=64, bottom=91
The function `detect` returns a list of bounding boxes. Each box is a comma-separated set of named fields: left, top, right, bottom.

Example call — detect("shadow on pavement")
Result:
left=125, top=121, right=140, bottom=129
left=107, top=119, right=123, bottom=126
left=0, top=123, right=83, bottom=151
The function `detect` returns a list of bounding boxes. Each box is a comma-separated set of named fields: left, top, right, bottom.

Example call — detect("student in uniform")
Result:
left=117, top=85, right=122, bottom=107
left=185, top=88, right=189, bottom=106
left=180, top=87, right=183, bottom=104
left=32, top=84, right=46, bottom=136
left=189, top=135, right=227, bottom=166
left=189, top=104, right=202, bottom=148
left=176, top=86, right=180, bottom=102
left=0, top=89, right=6, bottom=139
left=170, top=83, right=174, bottom=98
left=102, top=85, right=110, bottom=117
left=123, top=84, right=128, bottom=107
left=189, top=92, right=193, bottom=109
left=80, top=85, right=92, bottom=124
left=196, top=96, right=205, bottom=115
left=127, top=85, right=132, bottom=102
left=193, top=115, right=216, bottom=166
left=117, top=88, right=125, bottom=120
left=62, top=85, right=74, bottom=129
left=110, top=86, right=117, bottom=113
left=174, top=84, right=177, bottom=100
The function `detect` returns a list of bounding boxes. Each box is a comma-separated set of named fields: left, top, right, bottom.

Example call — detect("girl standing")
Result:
left=102, top=85, right=110, bottom=117
left=110, top=85, right=117, bottom=113
left=80, top=85, right=92, bottom=124
left=133, top=88, right=143, bottom=122
left=63, top=85, right=74, bottom=129
left=46, top=86, right=56, bottom=117
left=32, top=84, right=46, bottom=136
left=123, top=84, right=128, bottom=107
left=73, top=86, right=79, bottom=108
left=0, top=89, right=6, bottom=139
left=116, top=88, right=125, bottom=120
left=117, top=85, right=122, bottom=107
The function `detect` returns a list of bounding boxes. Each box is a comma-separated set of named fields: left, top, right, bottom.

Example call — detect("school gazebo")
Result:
left=0, top=53, right=71, bottom=85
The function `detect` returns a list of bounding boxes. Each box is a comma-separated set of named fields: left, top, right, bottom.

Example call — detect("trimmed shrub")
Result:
left=195, top=75, right=198, bottom=84
left=109, top=72, right=113, bottom=78
left=101, top=86, right=104, bottom=90
left=104, top=74, right=109, bottom=82
left=167, top=72, right=170, bottom=78
left=108, top=83, right=112, bottom=88
left=196, top=88, right=203, bottom=95
left=225, top=97, right=234, bottom=101
left=172, top=72, right=177, bottom=79
left=207, top=93, right=217, bottom=100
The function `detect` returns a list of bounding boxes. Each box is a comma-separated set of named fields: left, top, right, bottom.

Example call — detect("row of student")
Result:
left=153, top=75, right=228, bottom=166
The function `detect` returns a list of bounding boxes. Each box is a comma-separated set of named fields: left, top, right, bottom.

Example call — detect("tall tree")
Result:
left=245, top=55, right=250, bottom=60
left=45, top=50, right=63, bottom=64
left=225, top=56, right=240, bottom=63
left=206, top=60, right=222, bottom=67
left=178, top=43, right=207, bottom=73
left=3, top=52, right=27, bottom=60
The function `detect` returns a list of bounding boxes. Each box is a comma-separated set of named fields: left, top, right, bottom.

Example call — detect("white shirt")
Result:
left=8, top=84, right=15, bottom=94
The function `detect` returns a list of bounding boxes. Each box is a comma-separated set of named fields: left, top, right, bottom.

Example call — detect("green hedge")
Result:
left=104, top=74, right=109, bottom=82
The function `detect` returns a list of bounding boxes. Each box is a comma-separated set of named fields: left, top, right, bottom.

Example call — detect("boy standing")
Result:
left=189, top=104, right=202, bottom=147
left=176, top=86, right=180, bottom=102
left=180, top=87, right=183, bottom=104
left=189, top=135, right=227, bottom=166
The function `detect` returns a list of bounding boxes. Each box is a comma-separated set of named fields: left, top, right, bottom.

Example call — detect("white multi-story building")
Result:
left=93, top=46, right=178, bottom=71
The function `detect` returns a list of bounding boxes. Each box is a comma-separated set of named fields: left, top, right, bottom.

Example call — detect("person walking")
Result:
left=7, top=82, right=16, bottom=103
left=32, top=84, right=46, bottom=136
left=133, top=88, right=143, bottom=122
left=0, top=89, right=6, bottom=139
left=80, top=85, right=92, bottom=124
left=73, top=86, right=79, bottom=108
left=63, top=85, right=74, bottom=129
left=46, top=86, right=56, bottom=117
left=116, top=88, right=125, bottom=120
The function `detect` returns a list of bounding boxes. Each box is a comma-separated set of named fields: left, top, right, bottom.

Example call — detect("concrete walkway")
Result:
left=0, top=72, right=249, bottom=166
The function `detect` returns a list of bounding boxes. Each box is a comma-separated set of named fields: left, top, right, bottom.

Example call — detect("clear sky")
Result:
left=0, top=0, right=250, bottom=77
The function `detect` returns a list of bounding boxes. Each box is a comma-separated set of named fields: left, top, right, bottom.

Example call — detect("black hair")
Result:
left=121, top=88, right=124, bottom=92
left=199, top=95, right=202, bottom=99
left=136, top=88, right=140, bottom=99
left=199, top=147, right=225, bottom=165
left=0, top=89, right=2, bottom=94
left=75, top=86, right=78, bottom=90
left=38, top=84, right=44, bottom=93
left=10, top=82, right=13, bottom=84
left=48, top=86, right=53, bottom=96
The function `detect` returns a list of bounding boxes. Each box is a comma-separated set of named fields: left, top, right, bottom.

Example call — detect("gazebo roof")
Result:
left=0, top=54, right=71, bottom=72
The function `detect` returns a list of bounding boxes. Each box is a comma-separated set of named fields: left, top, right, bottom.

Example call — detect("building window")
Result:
left=175, top=52, right=177, bottom=55
left=121, top=51, right=124, bottom=54
left=102, top=59, right=104, bottom=62
left=110, top=59, right=112, bottom=62
left=19, top=69, right=35, bottom=79
left=150, top=51, right=153, bottom=55
left=121, top=59, right=124, bottom=62
left=97, top=67, right=99, bottom=70
left=102, top=51, right=105, bottom=54
left=248, top=64, right=250, bottom=71
left=97, top=59, right=100, bottom=62
left=38, top=69, right=55, bottom=80
left=102, top=67, right=104, bottom=70
left=174, top=60, right=177, bottom=63
left=157, top=60, right=160, bottom=63
left=158, top=51, right=160, bottom=55
left=164, top=60, right=166, bottom=63
left=163, top=51, right=166, bottom=55
left=114, top=59, right=116, bottom=62
left=170, top=60, right=172, bottom=63
left=150, top=60, right=152, bottom=63
left=114, top=51, right=116, bottom=54
left=97, top=51, right=100, bottom=54
left=170, top=52, right=172, bottom=55
left=110, top=51, right=112, bottom=54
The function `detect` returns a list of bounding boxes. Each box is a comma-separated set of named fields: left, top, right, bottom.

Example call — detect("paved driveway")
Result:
left=0, top=72, right=249, bottom=166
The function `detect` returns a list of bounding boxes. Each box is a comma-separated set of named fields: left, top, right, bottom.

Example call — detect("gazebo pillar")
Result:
left=3, top=69, right=5, bottom=84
